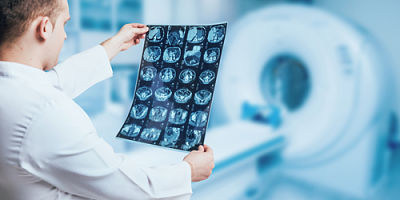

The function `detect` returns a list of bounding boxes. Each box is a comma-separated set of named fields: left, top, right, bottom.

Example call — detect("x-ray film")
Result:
left=117, top=23, right=227, bottom=151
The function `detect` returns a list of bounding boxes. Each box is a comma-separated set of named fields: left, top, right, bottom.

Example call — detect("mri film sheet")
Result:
left=117, top=23, right=227, bottom=151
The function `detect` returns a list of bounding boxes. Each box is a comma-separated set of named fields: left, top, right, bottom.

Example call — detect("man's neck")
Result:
left=0, top=40, right=45, bottom=70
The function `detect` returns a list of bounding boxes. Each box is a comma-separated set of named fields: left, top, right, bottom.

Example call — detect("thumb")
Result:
left=195, top=145, right=205, bottom=152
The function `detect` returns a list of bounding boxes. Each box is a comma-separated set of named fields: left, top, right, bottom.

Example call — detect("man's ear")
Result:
left=38, top=17, right=53, bottom=41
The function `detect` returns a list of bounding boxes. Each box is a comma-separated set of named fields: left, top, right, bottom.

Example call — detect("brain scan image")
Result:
left=155, top=87, right=172, bottom=101
left=169, top=108, right=188, bottom=125
left=148, top=26, right=164, bottom=42
left=181, top=130, right=202, bottom=150
left=174, top=88, right=192, bottom=104
left=199, top=70, right=215, bottom=84
left=184, top=46, right=202, bottom=66
left=118, top=23, right=227, bottom=151
left=194, top=90, right=212, bottom=105
left=189, top=111, right=208, bottom=127
left=204, top=48, right=220, bottom=64
left=149, top=106, right=168, bottom=122
left=167, top=28, right=185, bottom=45
left=144, top=46, right=161, bottom=62
left=140, top=66, right=157, bottom=81
left=140, top=128, right=161, bottom=141
left=160, top=127, right=181, bottom=147
left=163, top=47, right=181, bottom=63
left=120, top=124, right=141, bottom=137
left=136, top=86, right=152, bottom=101
left=179, top=69, right=196, bottom=84
left=187, top=27, right=206, bottom=43
left=130, top=104, right=148, bottom=119
left=207, top=25, right=225, bottom=43
left=159, top=68, right=176, bottom=82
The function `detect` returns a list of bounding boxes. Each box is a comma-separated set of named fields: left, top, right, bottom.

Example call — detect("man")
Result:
left=0, top=0, right=214, bottom=199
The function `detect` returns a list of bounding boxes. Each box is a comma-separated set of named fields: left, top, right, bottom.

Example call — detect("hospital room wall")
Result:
left=142, top=0, right=285, bottom=24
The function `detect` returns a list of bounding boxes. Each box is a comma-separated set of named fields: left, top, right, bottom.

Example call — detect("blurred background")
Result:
left=60, top=0, right=400, bottom=199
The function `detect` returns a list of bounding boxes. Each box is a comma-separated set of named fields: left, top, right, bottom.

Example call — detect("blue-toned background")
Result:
left=60, top=0, right=400, bottom=199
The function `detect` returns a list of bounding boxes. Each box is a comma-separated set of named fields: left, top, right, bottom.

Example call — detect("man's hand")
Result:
left=101, top=23, right=149, bottom=60
left=183, top=145, right=215, bottom=182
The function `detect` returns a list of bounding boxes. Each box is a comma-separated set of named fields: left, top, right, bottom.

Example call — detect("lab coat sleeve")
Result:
left=46, top=45, right=113, bottom=99
left=19, top=99, right=192, bottom=200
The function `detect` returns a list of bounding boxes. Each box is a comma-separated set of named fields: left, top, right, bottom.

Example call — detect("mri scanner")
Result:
left=190, top=4, right=396, bottom=199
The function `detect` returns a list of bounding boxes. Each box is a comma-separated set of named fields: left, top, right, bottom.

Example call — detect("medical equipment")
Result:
left=191, top=4, right=394, bottom=199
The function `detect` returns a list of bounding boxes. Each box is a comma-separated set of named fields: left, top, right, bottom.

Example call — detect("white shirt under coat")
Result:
left=0, top=46, right=192, bottom=200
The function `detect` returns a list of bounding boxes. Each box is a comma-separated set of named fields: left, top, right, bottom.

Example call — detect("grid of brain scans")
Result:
left=117, top=23, right=227, bottom=151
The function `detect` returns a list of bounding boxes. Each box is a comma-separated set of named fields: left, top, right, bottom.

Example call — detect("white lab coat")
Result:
left=0, top=46, right=192, bottom=200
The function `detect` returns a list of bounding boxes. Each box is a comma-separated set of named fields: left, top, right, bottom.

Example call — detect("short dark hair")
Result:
left=0, top=0, right=61, bottom=46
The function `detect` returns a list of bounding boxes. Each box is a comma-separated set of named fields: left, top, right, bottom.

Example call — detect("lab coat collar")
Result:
left=0, top=61, right=52, bottom=86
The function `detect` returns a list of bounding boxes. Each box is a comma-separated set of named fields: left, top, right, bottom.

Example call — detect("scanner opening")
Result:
left=260, top=54, right=311, bottom=112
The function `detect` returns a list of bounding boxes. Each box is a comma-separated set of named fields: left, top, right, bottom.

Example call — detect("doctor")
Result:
left=0, top=0, right=214, bottom=199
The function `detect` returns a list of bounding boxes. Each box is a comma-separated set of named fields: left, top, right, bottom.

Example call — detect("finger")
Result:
left=190, top=145, right=202, bottom=153
left=127, top=39, right=135, bottom=46
left=128, top=23, right=146, bottom=28
left=196, top=145, right=205, bottom=152
left=132, top=27, right=149, bottom=35
left=134, top=33, right=146, bottom=40
left=135, top=39, right=140, bottom=44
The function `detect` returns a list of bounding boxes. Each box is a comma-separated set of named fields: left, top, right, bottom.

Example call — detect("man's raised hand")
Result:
left=101, top=23, right=149, bottom=60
